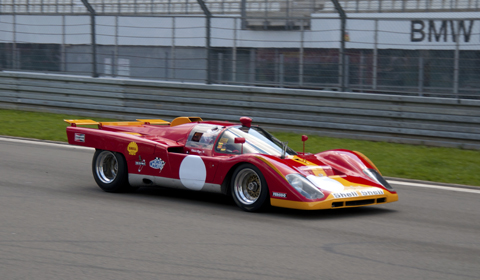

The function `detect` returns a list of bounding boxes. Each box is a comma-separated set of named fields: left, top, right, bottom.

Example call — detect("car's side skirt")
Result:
left=128, top=174, right=223, bottom=194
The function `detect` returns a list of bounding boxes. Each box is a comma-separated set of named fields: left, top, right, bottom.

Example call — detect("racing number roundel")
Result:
left=179, top=155, right=206, bottom=191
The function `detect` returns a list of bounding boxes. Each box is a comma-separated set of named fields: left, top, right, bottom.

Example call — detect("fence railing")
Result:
left=0, top=0, right=322, bottom=15
left=1, top=0, right=478, bottom=15
left=322, top=0, right=480, bottom=13
left=0, top=1, right=479, bottom=98
left=1, top=13, right=479, bottom=98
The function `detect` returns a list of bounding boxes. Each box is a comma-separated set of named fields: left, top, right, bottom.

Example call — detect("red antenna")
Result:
left=302, top=135, right=308, bottom=155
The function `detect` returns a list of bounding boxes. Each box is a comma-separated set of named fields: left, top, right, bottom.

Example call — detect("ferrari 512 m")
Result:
left=65, top=116, right=398, bottom=212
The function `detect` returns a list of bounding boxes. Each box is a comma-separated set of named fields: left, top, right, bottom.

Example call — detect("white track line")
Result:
left=0, top=136, right=93, bottom=150
left=1, top=136, right=479, bottom=193
left=388, top=180, right=480, bottom=194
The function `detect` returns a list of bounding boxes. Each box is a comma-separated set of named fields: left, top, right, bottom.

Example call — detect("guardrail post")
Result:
left=453, top=24, right=460, bottom=97
left=218, top=53, right=223, bottom=82
left=249, top=49, right=256, bottom=84
left=114, top=15, right=118, bottom=77
left=418, top=55, right=424, bottom=96
left=331, top=0, right=347, bottom=92
left=232, top=18, right=237, bottom=82
left=299, top=20, right=304, bottom=87
left=274, top=49, right=279, bottom=84
left=359, top=50, right=364, bottom=92
left=196, top=0, right=212, bottom=84
left=61, top=15, right=66, bottom=72
left=12, top=12, right=17, bottom=70
left=280, top=53, right=284, bottom=88
left=373, top=19, right=378, bottom=90
left=345, top=55, right=350, bottom=91
left=165, top=51, right=169, bottom=79
left=171, top=16, right=176, bottom=80
left=80, top=0, right=98, bottom=78
left=241, top=0, right=247, bottom=29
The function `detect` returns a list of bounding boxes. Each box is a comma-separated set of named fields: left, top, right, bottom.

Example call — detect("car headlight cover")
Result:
left=286, top=174, right=324, bottom=200
left=363, top=168, right=394, bottom=191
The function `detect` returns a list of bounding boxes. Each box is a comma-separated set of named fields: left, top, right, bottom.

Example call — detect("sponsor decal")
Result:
left=74, top=133, right=85, bottom=142
left=149, top=157, right=166, bottom=172
left=272, top=192, right=287, bottom=198
left=410, top=20, right=474, bottom=43
left=217, top=138, right=228, bottom=151
left=360, top=189, right=384, bottom=196
left=332, top=191, right=359, bottom=199
left=127, top=142, right=138, bottom=155
left=190, top=149, right=205, bottom=154
left=135, top=156, right=146, bottom=172
left=332, top=188, right=384, bottom=199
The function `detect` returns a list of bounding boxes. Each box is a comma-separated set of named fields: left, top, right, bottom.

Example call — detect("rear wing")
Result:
left=64, top=117, right=202, bottom=127
left=64, top=119, right=171, bottom=127
left=64, top=119, right=99, bottom=127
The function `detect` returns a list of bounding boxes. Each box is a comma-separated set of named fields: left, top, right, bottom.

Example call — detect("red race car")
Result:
left=65, top=116, right=398, bottom=212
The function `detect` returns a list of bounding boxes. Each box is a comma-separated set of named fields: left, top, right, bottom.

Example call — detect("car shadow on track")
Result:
left=131, top=186, right=397, bottom=219
left=132, top=186, right=235, bottom=208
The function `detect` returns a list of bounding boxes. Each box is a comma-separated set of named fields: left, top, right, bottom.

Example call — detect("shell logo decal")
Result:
left=127, top=142, right=138, bottom=155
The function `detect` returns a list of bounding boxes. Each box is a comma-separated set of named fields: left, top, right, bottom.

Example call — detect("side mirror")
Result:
left=234, top=137, right=246, bottom=154
left=234, top=137, right=246, bottom=144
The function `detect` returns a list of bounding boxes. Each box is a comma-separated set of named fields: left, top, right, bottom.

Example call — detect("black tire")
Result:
left=92, top=149, right=134, bottom=193
left=231, top=163, right=269, bottom=212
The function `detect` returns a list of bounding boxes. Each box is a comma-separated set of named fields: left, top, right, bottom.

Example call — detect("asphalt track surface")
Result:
left=0, top=138, right=479, bottom=280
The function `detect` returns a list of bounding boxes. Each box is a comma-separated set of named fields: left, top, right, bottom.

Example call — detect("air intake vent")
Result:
left=332, top=201, right=344, bottom=208
left=345, top=199, right=375, bottom=207
left=377, top=198, right=386, bottom=203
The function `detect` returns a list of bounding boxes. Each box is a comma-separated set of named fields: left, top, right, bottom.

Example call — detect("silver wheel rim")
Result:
left=233, top=168, right=261, bottom=205
left=95, top=151, right=118, bottom=184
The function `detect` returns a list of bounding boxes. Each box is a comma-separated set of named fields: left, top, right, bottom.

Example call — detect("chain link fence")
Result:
left=0, top=0, right=479, bottom=98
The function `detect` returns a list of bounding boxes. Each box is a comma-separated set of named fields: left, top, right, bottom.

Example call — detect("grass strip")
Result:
left=0, top=109, right=115, bottom=142
left=1, top=108, right=479, bottom=186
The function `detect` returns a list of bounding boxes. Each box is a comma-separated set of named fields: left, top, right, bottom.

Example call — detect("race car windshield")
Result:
left=185, top=124, right=222, bottom=150
left=215, top=126, right=297, bottom=156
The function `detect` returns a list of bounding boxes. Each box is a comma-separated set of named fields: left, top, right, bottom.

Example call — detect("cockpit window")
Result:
left=185, top=124, right=222, bottom=150
left=215, top=126, right=297, bottom=156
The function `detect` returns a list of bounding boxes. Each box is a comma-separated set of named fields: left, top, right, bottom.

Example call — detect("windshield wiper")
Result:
left=281, top=141, right=289, bottom=159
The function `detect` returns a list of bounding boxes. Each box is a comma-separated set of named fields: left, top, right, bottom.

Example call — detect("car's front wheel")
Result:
left=92, top=150, right=133, bottom=193
left=231, top=163, right=269, bottom=212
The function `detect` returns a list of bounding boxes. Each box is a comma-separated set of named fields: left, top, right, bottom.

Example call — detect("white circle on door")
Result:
left=179, top=155, right=206, bottom=191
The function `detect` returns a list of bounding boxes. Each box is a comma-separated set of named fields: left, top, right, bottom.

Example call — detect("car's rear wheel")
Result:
left=92, top=150, right=134, bottom=193
left=231, top=163, right=269, bottom=212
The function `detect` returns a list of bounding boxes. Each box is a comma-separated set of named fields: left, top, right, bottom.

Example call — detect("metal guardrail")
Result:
left=1, top=71, right=479, bottom=149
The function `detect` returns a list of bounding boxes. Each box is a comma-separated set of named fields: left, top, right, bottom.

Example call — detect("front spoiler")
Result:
left=270, top=193, right=399, bottom=210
